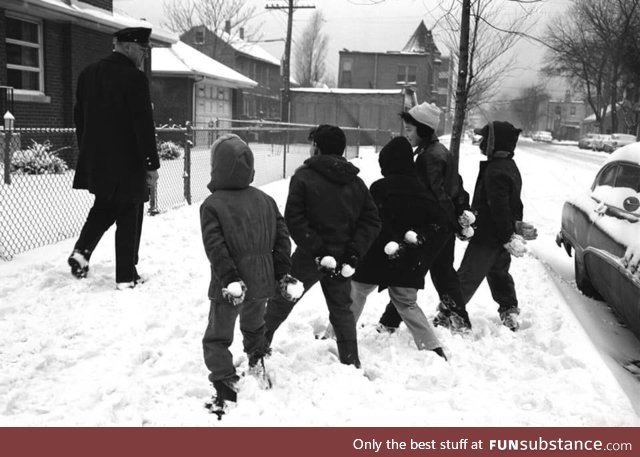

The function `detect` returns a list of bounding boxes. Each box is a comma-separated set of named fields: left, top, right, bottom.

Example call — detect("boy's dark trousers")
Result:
left=203, top=297, right=268, bottom=383
left=74, top=195, right=143, bottom=283
left=456, top=241, right=518, bottom=313
left=265, top=249, right=360, bottom=366
left=379, top=232, right=466, bottom=328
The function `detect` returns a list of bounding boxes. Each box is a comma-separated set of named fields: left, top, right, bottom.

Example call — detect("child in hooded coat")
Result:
left=326, top=136, right=447, bottom=358
left=200, top=134, right=293, bottom=410
left=456, top=121, right=527, bottom=331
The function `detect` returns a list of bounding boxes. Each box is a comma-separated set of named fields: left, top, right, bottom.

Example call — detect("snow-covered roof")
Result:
left=152, top=41, right=257, bottom=89
left=290, top=88, right=403, bottom=95
left=604, top=141, right=640, bottom=166
left=12, top=0, right=176, bottom=45
left=219, top=31, right=280, bottom=66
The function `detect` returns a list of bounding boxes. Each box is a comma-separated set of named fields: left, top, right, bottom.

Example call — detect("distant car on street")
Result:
left=578, top=133, right=598, bottom=149
left=556, top=142, right=640, bottom=338
left=532, top=131, right=553, bottom=142
left=591, top=134, right=612, bottom=151
left=603, top=133, right=637, bottom=153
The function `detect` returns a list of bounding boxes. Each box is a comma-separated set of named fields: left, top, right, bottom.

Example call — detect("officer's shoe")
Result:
left=68, top=250, right=89, bottom=279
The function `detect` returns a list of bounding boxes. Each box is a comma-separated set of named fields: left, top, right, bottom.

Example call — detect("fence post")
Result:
left=2, top=130, right=11, bottom=185
left=356, top=126, right=361, bottom=158
left=148, top=128, right=159, bottom=215
left=283, top=127, right=289, bottom=179
left=184, top=123, right=192, bottom=205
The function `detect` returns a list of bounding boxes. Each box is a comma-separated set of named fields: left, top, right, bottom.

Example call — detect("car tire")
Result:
left=574, top=253, right=601, bottom=299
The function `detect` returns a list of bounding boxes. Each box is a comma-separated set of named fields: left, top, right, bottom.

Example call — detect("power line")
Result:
left=265, top=1, right=316, bottom=122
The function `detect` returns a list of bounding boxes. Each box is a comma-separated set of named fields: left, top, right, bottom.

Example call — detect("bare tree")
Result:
left=439, top=0, right=539, bottom=161
left=509, top=84, right=550, bottom=133
left=293, top=10, right=330, bottom=87
left=162, top=0, right=259, bottom=46
left=544, top=0, right=640, bottom=133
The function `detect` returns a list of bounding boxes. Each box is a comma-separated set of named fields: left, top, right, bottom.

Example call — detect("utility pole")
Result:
left=449, top=0, right=471, bottom=172
left=266, top=1, right=315, bottom=122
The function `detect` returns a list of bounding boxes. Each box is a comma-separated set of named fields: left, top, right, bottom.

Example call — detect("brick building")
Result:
left=338, top=21, right=450, bottom=112
left=0, top=0, right=175, bottom=128
left=180, top=25, right=282, bottom=120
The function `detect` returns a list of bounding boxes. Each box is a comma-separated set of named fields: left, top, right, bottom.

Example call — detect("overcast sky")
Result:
left=114, top=0, right=572, bottom=99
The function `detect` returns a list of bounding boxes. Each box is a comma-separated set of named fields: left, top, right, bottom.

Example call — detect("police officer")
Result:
left=68, top=27, right=160, bottom=290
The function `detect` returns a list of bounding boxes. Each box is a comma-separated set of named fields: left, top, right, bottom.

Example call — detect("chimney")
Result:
left=239, top=27, right=244, bottom=40
left=225, top=20, right=231, bottom=34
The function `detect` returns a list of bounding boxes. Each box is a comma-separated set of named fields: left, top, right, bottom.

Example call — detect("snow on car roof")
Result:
left=604, top=141, right=640, bottom=165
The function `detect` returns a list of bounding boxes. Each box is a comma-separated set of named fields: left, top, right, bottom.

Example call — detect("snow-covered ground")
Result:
left=1, top=140, right=638, bottom=426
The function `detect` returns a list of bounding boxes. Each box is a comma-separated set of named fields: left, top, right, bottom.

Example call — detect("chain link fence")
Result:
left=1, top=122, right=393, bottom=260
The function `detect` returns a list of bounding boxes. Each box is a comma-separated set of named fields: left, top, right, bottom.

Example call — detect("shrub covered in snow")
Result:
left=11, top=140, right=69, bottom=175
left=158, top=140, right=183, bottom=160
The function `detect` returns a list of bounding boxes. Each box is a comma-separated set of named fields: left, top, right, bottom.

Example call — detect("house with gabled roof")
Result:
left=180, top=24, right=282, bottom=121
left=337, top=20, right=451, bottom=123
left=1, top=0, right=176, bottom=128
left=151, top=41, right=257, bottom=127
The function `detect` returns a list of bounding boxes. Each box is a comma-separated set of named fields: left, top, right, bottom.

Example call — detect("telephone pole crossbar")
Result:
left=266, top=1, right=316, bottom=122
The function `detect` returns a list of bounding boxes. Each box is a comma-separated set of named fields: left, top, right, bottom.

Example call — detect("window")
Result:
left=5, top=15, right=44, bottom=92
left=341, top=59, right=352, bottom=87
left=570, top=106, right=576, bottom=116
left=195, top=28, right=205, bottom=45
left=594, top=164, right=619, bottom=189
left=397, top=65, right=417, bottom=84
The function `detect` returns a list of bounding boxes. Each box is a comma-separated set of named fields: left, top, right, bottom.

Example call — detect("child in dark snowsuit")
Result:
left=456, top=121, right=529, bottom=331
left=264, top=125, right=381, bottom=368
left=329, top=136, right=447, bottom=359
left=200, top=134, right=293, bottom=412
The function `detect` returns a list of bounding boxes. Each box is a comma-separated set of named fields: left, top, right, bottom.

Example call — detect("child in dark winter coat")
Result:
left=327, top=136, right=447, bottom=359
left=378, top=102, right=473, bottom=333
left=456, top=121, right=532, bottom=331
left=264, top=125, right=381, bottom=368
left=200, top=134, right=294, bottom=413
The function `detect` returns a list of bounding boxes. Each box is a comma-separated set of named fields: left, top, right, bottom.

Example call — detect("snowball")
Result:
left=461, top=210, right=476, bottom=226
left=226, top=282, right=244, bottom=297
left=384, top=241, right=400, bottom=255
left=404, top=230, right=419, bottom=244
left=341, top=264, right=355, bottom=278
left=461, top=226, right=474, bottom=238
left=320, top=256, right=337, bottom=269
left=286, top=280, right=304, bottom=300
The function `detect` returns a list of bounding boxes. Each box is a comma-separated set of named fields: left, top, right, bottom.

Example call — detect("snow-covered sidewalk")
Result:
left=0, top=145, right=638, bottom=426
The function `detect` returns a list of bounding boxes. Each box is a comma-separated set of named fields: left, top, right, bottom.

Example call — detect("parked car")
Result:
left=532, top=131, right=553, bottom=142
left=591, top=134, right=612, bottom=151
left=603, top=133, right=636, bottom=153
left=578, top=133, right=598, bottom=149
left=556, top=142, right=640, bottom=338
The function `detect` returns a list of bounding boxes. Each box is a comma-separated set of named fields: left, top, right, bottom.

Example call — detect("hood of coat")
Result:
left=378, top=136, right=416, bottom=177
left=475, top=121, right=521, bottom=159
left=303, top=154, right=360, bottom=184
left=207, top=134, right=255, bottom=192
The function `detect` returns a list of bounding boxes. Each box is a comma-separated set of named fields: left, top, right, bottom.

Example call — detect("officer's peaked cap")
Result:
left=113, top=27, right=151, bottom=45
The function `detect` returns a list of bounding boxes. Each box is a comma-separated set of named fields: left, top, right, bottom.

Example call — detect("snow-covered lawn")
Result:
left=0, top=143, right=638, bottom=426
